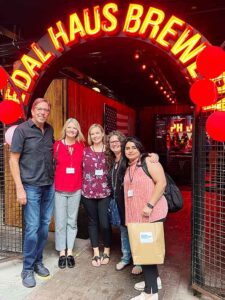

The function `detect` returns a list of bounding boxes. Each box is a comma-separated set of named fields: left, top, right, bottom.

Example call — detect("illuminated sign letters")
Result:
left=5, top=2, right=211, bottom=107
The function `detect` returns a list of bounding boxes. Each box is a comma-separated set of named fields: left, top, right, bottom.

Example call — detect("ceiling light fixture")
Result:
left=134, top=53, right=140, bottom=60
left=92, top=87, right=101, bottom=93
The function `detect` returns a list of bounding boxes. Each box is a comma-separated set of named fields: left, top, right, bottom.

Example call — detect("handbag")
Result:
left=108, top=198, right=121, bottom=227
left=127, top=222, right=165, bottom=265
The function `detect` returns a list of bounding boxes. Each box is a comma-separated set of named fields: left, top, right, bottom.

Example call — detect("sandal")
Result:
left=101, top=253, right=110, bottom=265
left=92, top=256, right=101, bottom=267
left=131, top=265, right=143, bottom=275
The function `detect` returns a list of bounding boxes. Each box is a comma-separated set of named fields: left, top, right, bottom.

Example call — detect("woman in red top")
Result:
left=54, top=118, right=85, bottom=269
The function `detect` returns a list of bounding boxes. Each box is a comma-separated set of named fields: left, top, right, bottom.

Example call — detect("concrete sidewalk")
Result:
left=0, top=233, right=211, bottom=300
left=0, top=190, right=212, bottom=300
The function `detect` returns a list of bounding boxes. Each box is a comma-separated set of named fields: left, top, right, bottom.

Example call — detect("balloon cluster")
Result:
left=0, top=67, right=23, bottom=125
left=189, top=46, right=225, bottom=142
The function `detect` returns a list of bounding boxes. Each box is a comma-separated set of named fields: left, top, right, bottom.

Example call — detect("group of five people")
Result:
left=10, top=98, right=168, bottom=300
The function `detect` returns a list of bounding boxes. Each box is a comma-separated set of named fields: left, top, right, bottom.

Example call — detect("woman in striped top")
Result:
left=123, top=137, right=168, bottom=300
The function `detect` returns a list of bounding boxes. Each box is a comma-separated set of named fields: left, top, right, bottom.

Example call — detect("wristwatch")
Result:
left=147, top=202, right=154, bottom=209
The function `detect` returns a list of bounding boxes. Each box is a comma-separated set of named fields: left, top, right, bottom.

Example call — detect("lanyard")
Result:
left=91, top=145, right=104, bottom=168
left=64, top=139, right=75, bottom=167
left=111, top=159, right=121, bottom=193
left=128, top=163, right=138, bottom=183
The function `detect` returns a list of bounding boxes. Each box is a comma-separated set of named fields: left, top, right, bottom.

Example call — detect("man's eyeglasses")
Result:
left=35, top=107, right=50, bottom=113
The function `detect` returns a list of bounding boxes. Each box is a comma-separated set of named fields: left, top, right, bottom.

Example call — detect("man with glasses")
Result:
left=9, top=98, right=54, bottom=288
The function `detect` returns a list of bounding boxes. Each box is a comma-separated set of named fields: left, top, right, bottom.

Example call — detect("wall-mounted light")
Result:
left=141, top=64, right=147, bottom=70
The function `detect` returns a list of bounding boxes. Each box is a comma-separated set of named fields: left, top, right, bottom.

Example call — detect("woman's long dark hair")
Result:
left=122, top=136, right=148, bottom=166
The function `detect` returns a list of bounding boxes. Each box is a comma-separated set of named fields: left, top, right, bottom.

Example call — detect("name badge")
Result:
left=95, top=169, right=103, bottom=176
left=66, top=168, right=75, bottom=174
left=128, top=189, right=133, bottom=197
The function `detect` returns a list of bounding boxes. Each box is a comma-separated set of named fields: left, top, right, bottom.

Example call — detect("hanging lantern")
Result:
left=189, top=79, right=218, bottom=106
left=206, top=111, right=225, bottom=142
left=196, top=46, right=225, bottom=79
left=0, top=100, right=22, bottom=124
left=5, top=125, right=18, bottom=145
left=0, top=66, right=9, bottom=89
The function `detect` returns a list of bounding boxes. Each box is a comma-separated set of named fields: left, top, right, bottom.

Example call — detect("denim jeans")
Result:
left=23, top=184, right=54, bottom=271
left=54, top=190, right=81, bottom=251
left=120, top=225, right=131, bottom=264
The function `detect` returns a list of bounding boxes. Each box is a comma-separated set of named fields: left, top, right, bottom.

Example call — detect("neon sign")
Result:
left=170, top=123, right=192, bottom=133
left=4, top=2, right=209, bottom=106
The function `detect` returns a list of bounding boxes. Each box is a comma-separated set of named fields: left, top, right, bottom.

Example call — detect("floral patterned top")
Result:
left=82, top=146, right=111, bottom=199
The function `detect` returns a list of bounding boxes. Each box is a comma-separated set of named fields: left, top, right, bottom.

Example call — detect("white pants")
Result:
left=54, top=190, right=81, bottom=251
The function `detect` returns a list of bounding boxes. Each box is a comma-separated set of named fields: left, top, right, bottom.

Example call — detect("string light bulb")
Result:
left=134, top=53, right=140, bottom=60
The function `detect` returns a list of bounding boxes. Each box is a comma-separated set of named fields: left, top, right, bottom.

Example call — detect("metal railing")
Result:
left=192, top=110, right=225, bottom=299
left=0, top=123, right=22, bottom=262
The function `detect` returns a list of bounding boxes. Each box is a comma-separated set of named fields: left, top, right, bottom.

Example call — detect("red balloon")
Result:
left=189, top=79, right=218, bottom=106
left=206, top=111, right=225, bottom=142
left=197, top=46, right=225, bottom=79
left=0, top=66, right=9, bottom=89
left=0, top=101, right=22, bottom=124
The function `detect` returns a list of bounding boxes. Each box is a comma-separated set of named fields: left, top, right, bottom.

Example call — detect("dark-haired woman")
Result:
left=123, top=137, right=168, bottom=300
left=106, top=131, right=159, bottom=274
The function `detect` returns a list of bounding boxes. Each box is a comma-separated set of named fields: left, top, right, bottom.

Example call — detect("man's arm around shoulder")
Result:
left=9, top=152, right=27, bottom=205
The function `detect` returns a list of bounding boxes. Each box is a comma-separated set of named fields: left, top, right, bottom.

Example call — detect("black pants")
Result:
left=143, top=219, right=165, bottom=294
left=143, top=265, right=159, bottom=294
left=82, top=196, right=112, bottom=248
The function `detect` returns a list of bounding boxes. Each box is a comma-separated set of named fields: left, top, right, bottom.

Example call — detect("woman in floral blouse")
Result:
left=82, top=124, right=111, bottom=267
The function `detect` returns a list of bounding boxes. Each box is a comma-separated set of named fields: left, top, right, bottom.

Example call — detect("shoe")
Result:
left=21, top=270, right=36, bottom=288
left=67, top=255, right=75, bottom=268
left=58, top=256, right=66, bottom=269
left=132, top=265, right=143, bottom=275
left=116, top=261, right=130, bottom=271
left=134, top=277, right=162, bottom=291
left=34, top=263, right=50, bottom=277
left=92, top=256, right=101, bottom=267
left=100, top=253, right=110, bottom=265
left=130, top=292, right=158, bottom=300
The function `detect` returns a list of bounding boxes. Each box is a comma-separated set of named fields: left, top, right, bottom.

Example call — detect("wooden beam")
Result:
left=0, top=26, right=21, bottom=41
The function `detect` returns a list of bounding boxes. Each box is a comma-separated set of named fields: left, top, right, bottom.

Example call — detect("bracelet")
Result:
left=147, top=202, right=154, bottom=209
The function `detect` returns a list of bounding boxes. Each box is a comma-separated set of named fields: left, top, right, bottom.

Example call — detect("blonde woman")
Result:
left=54, top=118, right=85, bottom=269
left=82, top=124, right=111, bottom=267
